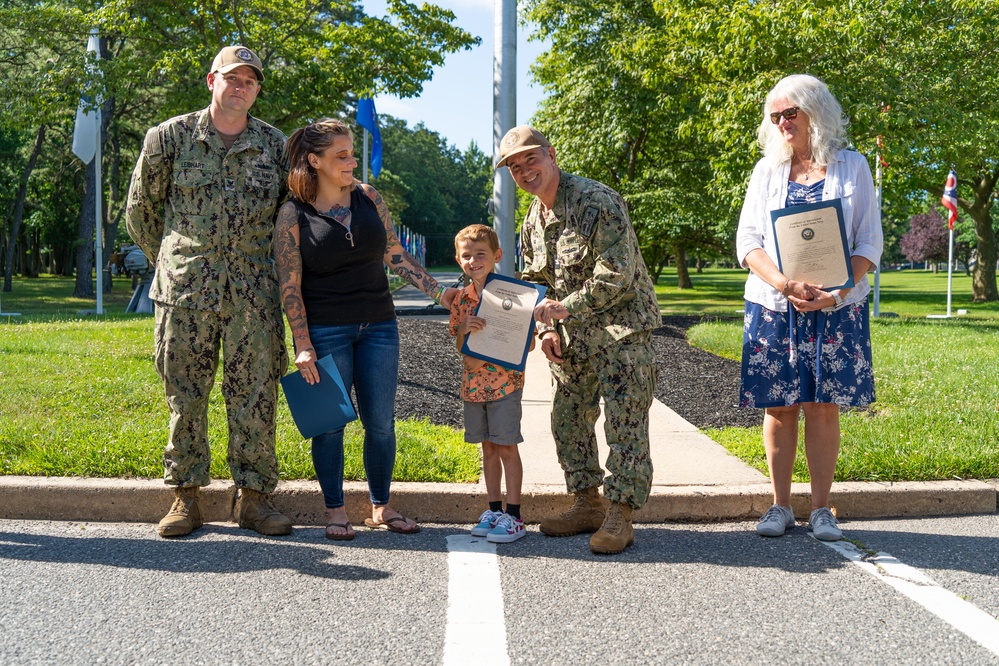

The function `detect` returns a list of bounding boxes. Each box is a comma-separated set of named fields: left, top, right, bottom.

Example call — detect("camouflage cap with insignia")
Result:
left=211, top=45, right=264, bottom=82
left=496, top=125, right=551, bottom=168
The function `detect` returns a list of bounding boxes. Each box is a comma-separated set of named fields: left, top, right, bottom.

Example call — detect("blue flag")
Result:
left=356, top=97, right=382, bottom=179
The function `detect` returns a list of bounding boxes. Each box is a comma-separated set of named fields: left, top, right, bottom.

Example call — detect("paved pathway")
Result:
left=393, top=272, right=768, bottom=492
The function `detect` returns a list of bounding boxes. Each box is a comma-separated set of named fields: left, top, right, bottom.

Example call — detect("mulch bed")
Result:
left=396, top=316, right=760, bottom=430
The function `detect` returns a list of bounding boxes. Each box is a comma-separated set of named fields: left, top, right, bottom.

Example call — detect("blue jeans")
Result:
left=307, top=320, right=399, bottom=508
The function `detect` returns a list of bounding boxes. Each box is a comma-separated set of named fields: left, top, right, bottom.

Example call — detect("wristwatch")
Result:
left=832, top=292, right=843, bottom=309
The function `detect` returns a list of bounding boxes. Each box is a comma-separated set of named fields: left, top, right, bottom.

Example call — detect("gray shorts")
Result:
left=463, top=389, right=524, bottom=445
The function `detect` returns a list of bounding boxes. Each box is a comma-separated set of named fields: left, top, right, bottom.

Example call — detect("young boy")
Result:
left=449, top=224, right=530, bottom=543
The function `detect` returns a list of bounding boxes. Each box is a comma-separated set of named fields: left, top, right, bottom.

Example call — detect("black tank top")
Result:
left=294, top=187, right=395, bottom=325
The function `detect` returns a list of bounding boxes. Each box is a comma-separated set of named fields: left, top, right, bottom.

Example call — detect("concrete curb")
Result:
left=1, top=476, right=995, bottom=526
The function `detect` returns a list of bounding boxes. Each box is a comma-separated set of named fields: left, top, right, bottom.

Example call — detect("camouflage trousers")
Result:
left=154, top=301, right=288, bottom=492
left=549, top=331, right=656, bottom=509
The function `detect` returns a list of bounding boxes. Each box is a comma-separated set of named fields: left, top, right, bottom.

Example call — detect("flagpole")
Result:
left=874, top=152, right=883, bottom=317
left=363, top=127, right=369, bottom=185
left=946, top=227, right=954, bottom=317
left=95, top=107, right=103, bottom=315
left=931, top=169, right=959, bottom=319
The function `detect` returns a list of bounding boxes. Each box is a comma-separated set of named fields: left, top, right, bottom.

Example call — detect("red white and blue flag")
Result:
left=941, top=170, right=958, bottom=230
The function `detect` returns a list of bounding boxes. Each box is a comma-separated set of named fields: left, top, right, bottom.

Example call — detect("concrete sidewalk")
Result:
left=2, top=276, right=996, bottom=527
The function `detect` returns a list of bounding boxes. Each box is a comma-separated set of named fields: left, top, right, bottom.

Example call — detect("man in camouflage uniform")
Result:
left=499, top=126, right=661, bottom=554
left=125, top=45, right=291, bottom=538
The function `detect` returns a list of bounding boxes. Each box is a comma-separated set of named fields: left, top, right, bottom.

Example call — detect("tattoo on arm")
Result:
left=273, top=205, right=310, bottom=341
left=365, top=183, right=439, bottom=296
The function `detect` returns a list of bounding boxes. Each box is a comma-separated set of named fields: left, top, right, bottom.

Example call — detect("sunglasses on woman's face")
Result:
left=770, top=107, right=799, bottom=124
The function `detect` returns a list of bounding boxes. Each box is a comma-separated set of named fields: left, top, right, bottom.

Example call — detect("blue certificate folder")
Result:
left=459, top=273, right=547, bottom=373
left=280, top=354, right=357, bottom=439
left=770, top=198, right=855, bottom=291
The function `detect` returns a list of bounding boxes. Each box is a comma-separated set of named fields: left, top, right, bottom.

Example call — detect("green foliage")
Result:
left=377, top=118, right=492, bottom=265
left=695, top=317, right=999, bottom=482
left=523, top=0, right=999, bottom=298
left=0, top=0, right=479, bottom=286
left=524, top=0, right=731, bottom=275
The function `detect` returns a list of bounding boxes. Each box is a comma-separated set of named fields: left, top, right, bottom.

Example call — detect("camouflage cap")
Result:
left=496, top=125, right=551, bottom=168
left=211, top=45, right=264, bottom=82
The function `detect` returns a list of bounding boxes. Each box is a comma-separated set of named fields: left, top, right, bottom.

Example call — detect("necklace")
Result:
left=796, top=157, right=818, bottom=182
left=321, top=204, right=354, bottom=247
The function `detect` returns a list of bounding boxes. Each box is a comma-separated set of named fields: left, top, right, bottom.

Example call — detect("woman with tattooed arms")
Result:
left=274, top=118, right=457, bottom=540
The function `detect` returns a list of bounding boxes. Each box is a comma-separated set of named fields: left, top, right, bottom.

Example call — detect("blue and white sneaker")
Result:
left=486, top=513, right=526, bottom=543
left=471, top=509, right=503, bottom=537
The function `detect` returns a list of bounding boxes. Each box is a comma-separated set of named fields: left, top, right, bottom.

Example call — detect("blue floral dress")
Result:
left=740, top=179, right=876, bottom=408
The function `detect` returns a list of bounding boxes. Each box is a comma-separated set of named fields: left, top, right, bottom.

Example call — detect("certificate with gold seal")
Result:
left=770, top=198, right=855, bottom=291
left=460, top=273, right=547, bottom=372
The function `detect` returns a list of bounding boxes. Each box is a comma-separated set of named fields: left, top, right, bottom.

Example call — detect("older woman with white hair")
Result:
left=735, top=74, right=883, bottom=542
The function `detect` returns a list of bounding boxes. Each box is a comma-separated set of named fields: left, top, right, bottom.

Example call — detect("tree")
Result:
left=377, top=118, right=491, bottom=265
left=899, top=209, right=951, bottom=270
left=0, top=4, right=81, bottom=291
left=524, top=0, right=999, bottom=299
left=524, top=0, right=727, bottom=288
left=0, top=0, right=479, bottom=295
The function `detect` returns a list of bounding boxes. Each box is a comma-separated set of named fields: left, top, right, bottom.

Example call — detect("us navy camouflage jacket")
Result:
left=125, top=108, right=288, bottom=312
left=520, top=171, right=661, bottom=356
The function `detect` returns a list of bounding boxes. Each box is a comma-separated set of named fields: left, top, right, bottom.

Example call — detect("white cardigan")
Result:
left=736, top=149, right=883, bottom=311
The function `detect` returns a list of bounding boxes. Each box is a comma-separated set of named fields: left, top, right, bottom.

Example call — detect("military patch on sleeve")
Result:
left=579, top=205, right=599, bottom=239
left=143, top=127, right=163, bottom=161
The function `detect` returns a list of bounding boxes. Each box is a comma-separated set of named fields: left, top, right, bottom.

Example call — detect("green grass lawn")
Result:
left=3, top=268, right=999, bottom=483
left=688, top=310, right=999, bottom=482
left=0, top=275, right=478, bottom=482
left=655, top=266, right=999, bottom=319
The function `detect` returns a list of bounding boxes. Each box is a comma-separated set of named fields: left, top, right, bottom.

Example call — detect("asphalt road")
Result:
left=1, top=516, right=997, bottom=665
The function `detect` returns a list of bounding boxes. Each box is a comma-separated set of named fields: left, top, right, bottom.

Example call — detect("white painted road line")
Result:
left=444, top=535, right=510, bottom=666
left=819, top=537, right=999, bottom=657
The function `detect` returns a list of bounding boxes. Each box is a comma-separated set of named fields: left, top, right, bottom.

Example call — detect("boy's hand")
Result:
left=461, top=315, right=487, bottom=336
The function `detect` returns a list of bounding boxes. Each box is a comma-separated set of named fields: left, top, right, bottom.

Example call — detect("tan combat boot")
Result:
left=158, top=486, right=203, bottom=538
left=589, top=502, right=634, bottom=554
left=540, top=486, right=605, bottom=536
left=235, top=487, right=293, bottom=536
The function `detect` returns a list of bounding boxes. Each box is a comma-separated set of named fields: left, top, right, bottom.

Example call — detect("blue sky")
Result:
left=361, top=0, right=549, bottom=152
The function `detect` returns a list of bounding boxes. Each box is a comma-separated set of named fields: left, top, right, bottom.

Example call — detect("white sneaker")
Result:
left=470, top=509, right=503, bottom=537
left=486, top=513, right=526, bottom=543
left=808, top=507, right=842, bottom=541
left=756, top=504, right=795, bottom=537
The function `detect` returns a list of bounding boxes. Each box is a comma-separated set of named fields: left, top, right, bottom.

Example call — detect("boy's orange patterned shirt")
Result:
left=448, top=282, right=525, bottom=403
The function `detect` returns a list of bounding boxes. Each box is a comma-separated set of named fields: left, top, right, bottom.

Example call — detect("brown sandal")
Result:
left=363, top=516, right=420, bottom=534
left=325, top=521, right=355, bottom=541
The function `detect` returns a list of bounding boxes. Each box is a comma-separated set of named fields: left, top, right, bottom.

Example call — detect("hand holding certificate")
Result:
left=770, top=198, right=855, bottom=290
left=460, top=273, right=547, bottom=372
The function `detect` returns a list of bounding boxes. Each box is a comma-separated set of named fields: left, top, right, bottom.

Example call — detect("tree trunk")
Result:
left=966, top=172, right=999, bottom=302
left=3, top=125, right=46, bottom=292
left=675, top=246, right=692, bottom=289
